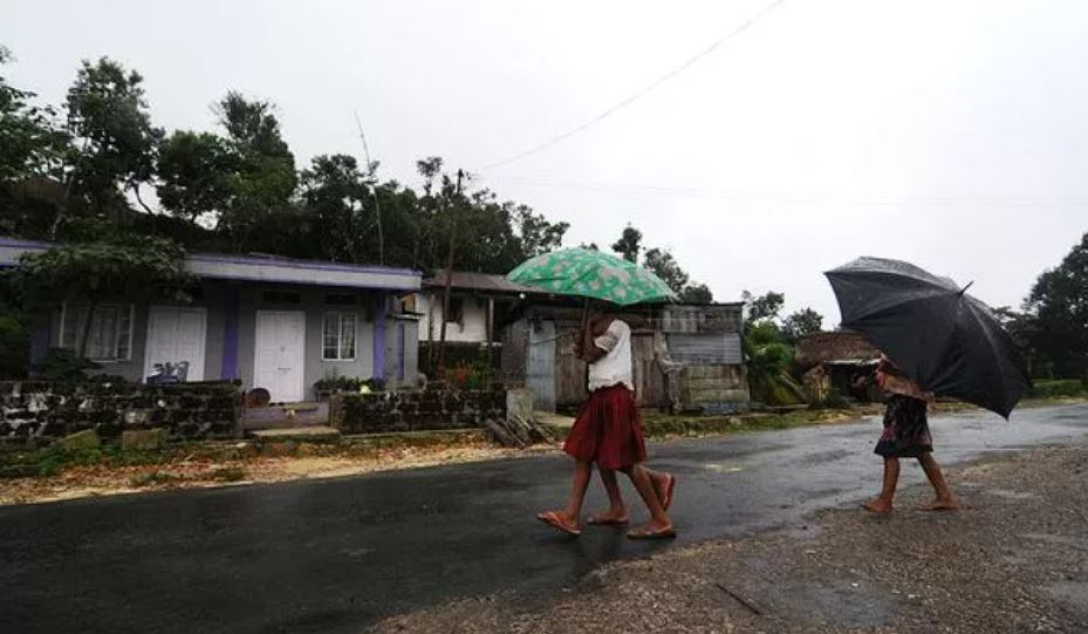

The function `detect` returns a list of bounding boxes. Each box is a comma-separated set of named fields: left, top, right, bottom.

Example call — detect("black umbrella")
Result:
left=825, top=257, right=1030, bottom=419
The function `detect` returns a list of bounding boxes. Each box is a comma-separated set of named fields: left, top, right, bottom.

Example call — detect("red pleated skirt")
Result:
left=563, top=384, right=648, bottom=470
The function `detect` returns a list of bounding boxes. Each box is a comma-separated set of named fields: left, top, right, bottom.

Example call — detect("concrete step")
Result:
left=244, top=402, right=329, bottom=430
left=249, top=426, right=341, bottom=440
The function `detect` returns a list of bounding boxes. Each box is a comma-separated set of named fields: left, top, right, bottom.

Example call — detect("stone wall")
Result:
left=0, top=381, right=243, bottom=444
left=331, top=383, right=506, bottom=435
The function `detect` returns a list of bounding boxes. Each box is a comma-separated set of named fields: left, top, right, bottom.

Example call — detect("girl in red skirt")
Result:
left=538, top=312, right=677, bottom=539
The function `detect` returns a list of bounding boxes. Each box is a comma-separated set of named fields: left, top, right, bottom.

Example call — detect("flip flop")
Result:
left=661, top=474, right=678, bottom=511
left=537, top=511, right=582, bottom=536
left=627, top=524, right=677, bottom=540
left=588, top=514, right=630, bottom=526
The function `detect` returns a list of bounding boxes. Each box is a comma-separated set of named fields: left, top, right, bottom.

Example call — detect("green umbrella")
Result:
left=507, top=248, right=677, bottom=306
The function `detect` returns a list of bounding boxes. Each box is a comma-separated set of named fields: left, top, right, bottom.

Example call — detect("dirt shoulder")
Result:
left=372, top=442, right=1088, bottom=634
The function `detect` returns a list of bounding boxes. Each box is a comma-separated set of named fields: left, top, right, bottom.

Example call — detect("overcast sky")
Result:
left=3, top=0, right=1086, bottom=321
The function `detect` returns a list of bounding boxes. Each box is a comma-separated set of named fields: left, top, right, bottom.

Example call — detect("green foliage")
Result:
left=16, top=236, right=189, bottom=357
left=1, top=49, right=571, bottom=279
left=743, top=290, right=785, bottom=325
left=156, top=131, right=238, bottom=221
left=609, top=226, right=713, bottom=303
left=65, top=57, right=163, bottom=217
left=33, top=348, right=101, bottom=381
left=781, top=308, right=824, bottom=343
left=611, top=224, right=642, bottom=262
left=741, top=290, right=806, bottom=406
left=1025, top=231, right=1088, bottom=379
left=1031, top=379, right=1085, bottom=398
left=644, top=247, right=689, bottom=294
left=0, top=312, right=29, bottom=378
left=678, top=283, right=712, bottom=304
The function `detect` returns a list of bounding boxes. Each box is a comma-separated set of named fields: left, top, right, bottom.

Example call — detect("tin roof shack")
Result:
left=502, top=302, right=749, bottom=414
left=796, top=331, right=882, bottom=404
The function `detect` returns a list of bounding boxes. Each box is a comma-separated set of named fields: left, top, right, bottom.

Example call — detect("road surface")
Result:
left=1, top=404, right=1086, bottom=634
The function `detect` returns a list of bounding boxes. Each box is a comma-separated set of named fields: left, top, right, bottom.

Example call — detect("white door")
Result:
left=254, top=311, right=306, bottom=403
left=144, top=307, right=207, bottom=382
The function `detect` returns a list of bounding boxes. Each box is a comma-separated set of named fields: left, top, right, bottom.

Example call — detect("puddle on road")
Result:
left=704, top=463, right=746, bottom=474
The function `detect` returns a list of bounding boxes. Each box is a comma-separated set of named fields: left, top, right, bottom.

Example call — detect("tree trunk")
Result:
left=77, top=299, right=99, bottom=359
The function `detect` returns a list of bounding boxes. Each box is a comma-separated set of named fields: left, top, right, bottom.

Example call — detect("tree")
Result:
left=212, top=92, right=297, bottom=250
left=298, top=153, right=374, bottom=263
left=0, top=46, right=70, bottom=237
left=515, top=206, right=568, bottom=258
left=1025, top=231, right=1088, bottom=379
left=643, top=248, right=689, bottom=294
left=611, top=224, right=642, bottom=263
left=742, top=290, right=785, bottom=325
left=781, top=308, right=824, bottom=344
left=679, top=283, right=713, bottom=305
left=15, top=237, right=189, bottom=358
left=0, top=47, right=66, bottom=183
left=63, top=57, right=163, bottom=227
left=156, top=131, right=237, bottom=222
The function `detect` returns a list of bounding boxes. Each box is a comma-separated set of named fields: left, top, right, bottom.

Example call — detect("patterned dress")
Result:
left=874, top=361, right=934, bottom=458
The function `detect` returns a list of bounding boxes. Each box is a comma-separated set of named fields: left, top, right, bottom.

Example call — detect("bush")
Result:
left=0, top=313, right=29, bottom=379
left=33, top=348, right=101, bottom=382
left=1031, top=380, right=1086, bottom=398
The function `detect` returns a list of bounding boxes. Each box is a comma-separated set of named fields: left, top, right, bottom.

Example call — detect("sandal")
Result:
left=627, top=524, right=677, bottom=540
left=588, top=514, right=630, bottom=526
left=537, top=511, right=581, bottom=536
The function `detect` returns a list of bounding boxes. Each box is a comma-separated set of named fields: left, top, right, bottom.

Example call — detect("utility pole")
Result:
left=436, top=169, right=464, bottom=377
left=353, top=112, right=384, bottom=265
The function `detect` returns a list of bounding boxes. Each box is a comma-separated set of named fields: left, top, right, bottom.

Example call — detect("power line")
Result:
left=483, top=174, right=1088, bottom=206
left=479, top=0, right=789, bottom=172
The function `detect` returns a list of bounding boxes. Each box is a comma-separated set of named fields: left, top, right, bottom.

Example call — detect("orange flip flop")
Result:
left=588, top=514, right=630, bottom=527
left=537, top=511, right=582, bottom=536
left=627, top=524, right=677, bottom=540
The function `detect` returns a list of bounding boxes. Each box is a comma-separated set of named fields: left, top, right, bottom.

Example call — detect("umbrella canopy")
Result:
left=825, top=257, right=1030, bottom=419
left=507, top=248, right=676, bottom=306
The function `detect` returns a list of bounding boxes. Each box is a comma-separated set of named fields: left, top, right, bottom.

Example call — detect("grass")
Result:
left=640, top=408, right=860, bottom=439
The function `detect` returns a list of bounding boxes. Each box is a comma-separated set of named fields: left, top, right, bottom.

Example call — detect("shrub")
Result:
left=1031, top=380, right=1086, bottom=398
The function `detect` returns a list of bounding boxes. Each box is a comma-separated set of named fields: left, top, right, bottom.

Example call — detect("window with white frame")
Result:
left=322, top=312, right=357, bottom=361
left=60, top=304, right=135, bottom=362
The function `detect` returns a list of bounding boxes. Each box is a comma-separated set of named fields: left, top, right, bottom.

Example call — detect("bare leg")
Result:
left=538, top=460, right=593, bottom=532
left=589, top=468, right=628, bottom=523
left=863, top=457, right=899, bottom=513
left=642, top=468, right=673, bottom=506
left=624, top=465, right=673, bottom=535
left=918, top=453, right=958, bottom=511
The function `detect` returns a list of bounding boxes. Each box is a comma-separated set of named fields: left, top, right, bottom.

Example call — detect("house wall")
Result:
left=47, top=282, right=420, bottom=402
left=416, top=292, right=490, bottom=343
left=235, top=284, right=379, bottom=400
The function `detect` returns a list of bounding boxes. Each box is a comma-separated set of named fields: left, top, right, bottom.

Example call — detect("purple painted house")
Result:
left=0, top=237, right=422, bottom=402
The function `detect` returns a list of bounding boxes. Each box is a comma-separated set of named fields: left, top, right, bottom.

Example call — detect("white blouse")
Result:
left=588, top=319, right=635, bottom=392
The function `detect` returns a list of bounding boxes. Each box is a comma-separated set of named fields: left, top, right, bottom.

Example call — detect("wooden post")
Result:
left=436, top=169, right=464, bottom=376
left=485, top=296, right=495, bottom=382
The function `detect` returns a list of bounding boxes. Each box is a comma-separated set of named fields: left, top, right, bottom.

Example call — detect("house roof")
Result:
left=423, top=271, right=542, bottom=295
left=0, top=237, right=422, bottom=291
left=795, top=331, right=882, bottom=368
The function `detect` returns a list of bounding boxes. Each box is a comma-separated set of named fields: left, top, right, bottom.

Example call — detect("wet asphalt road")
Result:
left=2, top=404, right=1087, bottom=634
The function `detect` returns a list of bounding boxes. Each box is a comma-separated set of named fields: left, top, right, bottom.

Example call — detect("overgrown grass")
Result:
left=640, top=408, right=859, bottom=439
left=1032, top=380, right=1087, bottom=398
left=0, top=445, right=169, bottom=478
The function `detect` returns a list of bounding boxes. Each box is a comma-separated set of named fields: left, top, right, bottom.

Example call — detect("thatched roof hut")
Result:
left=796, top=331, right=881, bottom=369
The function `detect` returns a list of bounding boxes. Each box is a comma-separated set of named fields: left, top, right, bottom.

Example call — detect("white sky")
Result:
left=3, top=0, right=1086, bottom=322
